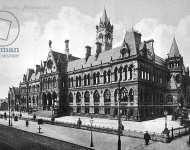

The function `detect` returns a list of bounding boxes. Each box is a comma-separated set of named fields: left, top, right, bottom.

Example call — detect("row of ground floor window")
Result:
left=69, top=105, right=174, bottom=121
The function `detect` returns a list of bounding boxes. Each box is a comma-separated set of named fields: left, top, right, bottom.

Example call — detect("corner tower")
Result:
left=96, top=8, right=113, bottom=52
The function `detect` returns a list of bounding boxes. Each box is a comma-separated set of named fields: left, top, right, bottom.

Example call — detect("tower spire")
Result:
left=96, top=8, right=113, bottom=52
left=168, top=37, right=180, bottom=58
left=100, top=7, right=109, bottom=24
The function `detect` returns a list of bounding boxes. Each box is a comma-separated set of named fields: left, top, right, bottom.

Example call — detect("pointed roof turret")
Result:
left=100, top=8, right=110, bottom=24
left=168, top=37, right=181, bottom=58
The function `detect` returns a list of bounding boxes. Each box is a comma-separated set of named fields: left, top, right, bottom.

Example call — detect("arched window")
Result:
left=69, top=92, right=73, bottom=103
left=71, top=77, right=73, bottom=87
left=68, top=78, right=70, bottom=88
left=129, top=89, right=134, bottom=102
left=93, top=73, right=96, bottom=85
left=53, top=77, right=56, bottom=88
left=93, top=90, right=100, bottom=103
left=32, top=96, right=35, bottom=104
left=97, top=72, right=100, bottom=84
left=84, top=91, right=90, bottom=103
left=107, top=70, right=111, bottom=83
left=128, top=65, right=133, bottom=80
left=78, top=76, right=81, bottom=87
left=103, top=71, right=107, bottom=83
left=121, top=87, right=128, bottom=102
left=124, top=65, right=128, bottom=80
left=76, top=92, right=81, bottom=103
left=48, top=78, right=51, bottom=89
left=166, top=95, right=173, bottom=104
left=119, top=66, right=123, bottom=81
left=76, top=76, right=78, bottom=87
left=114, top=89, right=119, bottom=102
left=84, top=75, right=87, bottom=86
left=114, top=67, right=118, bottom=82
left=104, top=89, right=111, bottom=102
left=88, top=74, right=90, bottom=85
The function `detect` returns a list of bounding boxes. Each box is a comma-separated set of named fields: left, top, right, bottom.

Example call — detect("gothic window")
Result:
left=114, top=67, right=118, bottom=82
left=124, top=65, right=128, bottom=80
left=48, top=78, right=51, bottom=89
left=32, top=96, right=35, bottom=104
left=53, top=77, right=56, bottom=88
left=103, top=71, right=107, bottom=83
left=114, top=89, right=119, bottom=102
left=76, top=76, right=78, bottom=87
left=121, top=87, right=128, bottom=102
left=84, top=91, right=90, bottom=103
left=128, top=65, right=133, bottom=80
left=97, top=72, right=100, bottom=84
left=84, top=75, right=87, bottom=86
left=76, top=92, right=81, bottom=103
left=94, top=107, right=99, bottom=114
left=119, top=66, right=123, bottom=81
left=93, top=73, right=96, bottom=85
left=107, top=70, right=111, bottom=83
left=166, top=95, right=173, bottom=104
left=71, top=77, right=73, bottom=87
left=69, top=93, right=73, bottom=103
left=78, top=76, right=81, bottom=87
left=129, top=89, right=134, bottom=102
left=88, top=74, right=90, bottom=85
left=104, top=89, right=111, bottom=102
left=93, top=90, right=100, bottom=103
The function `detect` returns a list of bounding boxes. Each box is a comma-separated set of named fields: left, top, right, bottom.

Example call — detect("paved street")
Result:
left=0, top=118, right=146, bottom=150
left=0, top=118, right=189, bottom=150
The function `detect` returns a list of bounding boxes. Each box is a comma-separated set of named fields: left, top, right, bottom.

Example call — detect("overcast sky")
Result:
left=0, top=0, right=190, bottom=98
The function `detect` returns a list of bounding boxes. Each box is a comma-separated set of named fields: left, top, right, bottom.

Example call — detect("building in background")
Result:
left=8, top=87, right=20, bottom=111
left=12, top=9, right=190, bottom=120
left=0, top=98, right=8, bottom=110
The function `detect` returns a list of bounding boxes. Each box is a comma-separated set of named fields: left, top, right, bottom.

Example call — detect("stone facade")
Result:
left=15, top=9, right=190, bottom=120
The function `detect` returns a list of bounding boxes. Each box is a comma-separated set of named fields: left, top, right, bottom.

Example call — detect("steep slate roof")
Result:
left=30, top=71, right=40, bottom=81
left=155, top=55, right=166, bottom=66
left=68, top=46, right=121, bottom=72
left=50, top=50, right=79, bottom=72
left=167, top=75, right=177, bottom=90
left=123, top=29, right=140, bottom=56
left=168, top=37, right=181, bottom=58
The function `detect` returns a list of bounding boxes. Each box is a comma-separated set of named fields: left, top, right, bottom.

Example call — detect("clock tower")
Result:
left=96, top=8, right=113, bottom=52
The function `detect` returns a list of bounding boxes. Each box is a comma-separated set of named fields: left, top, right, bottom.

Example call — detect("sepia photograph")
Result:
left=0, top=0, right=190, bottom=149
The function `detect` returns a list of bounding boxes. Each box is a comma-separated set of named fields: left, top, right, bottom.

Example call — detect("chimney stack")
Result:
left=43, top=61, right=47, bottom=67
left=95, top=42, right=102, bottom=57
left=65, top=40, right=69, bottom=56
left=85, top=45, right=91, bottom=61
left=36, top=65, right=40, bottom=72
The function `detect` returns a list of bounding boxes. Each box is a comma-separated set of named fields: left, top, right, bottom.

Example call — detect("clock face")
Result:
left=47, top=59, right=53, bottom=69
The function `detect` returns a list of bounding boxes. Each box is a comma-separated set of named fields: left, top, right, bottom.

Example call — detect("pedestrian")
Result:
left=26, top=119, right=29, bottom=127
left=144, top=131, right=151, bottom=145
left=77, top=118, right=82, bottom=128
left=4, top=112, right=7, bottom=120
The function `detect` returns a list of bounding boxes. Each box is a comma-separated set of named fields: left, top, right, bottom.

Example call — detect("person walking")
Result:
left=77, top=118, right=82, bottom=128
left=144, top=131, right=151, bottom=145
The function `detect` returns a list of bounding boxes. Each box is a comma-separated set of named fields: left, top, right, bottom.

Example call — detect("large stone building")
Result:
left=17, top=9, right=190, bottom=120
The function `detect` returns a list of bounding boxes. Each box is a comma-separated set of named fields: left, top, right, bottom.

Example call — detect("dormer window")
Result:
left=120, top=40, right=130, bottom=58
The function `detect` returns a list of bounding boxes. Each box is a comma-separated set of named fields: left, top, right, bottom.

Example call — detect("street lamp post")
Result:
left=163, top=110, right=169, bottom=136
left=164, top=111, right=168, bottom=129
left=8, top=92, right=11, bottom=126
left=117, top=79, right=121, bottom=150
left=90, top=115, right=94, bottom=147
